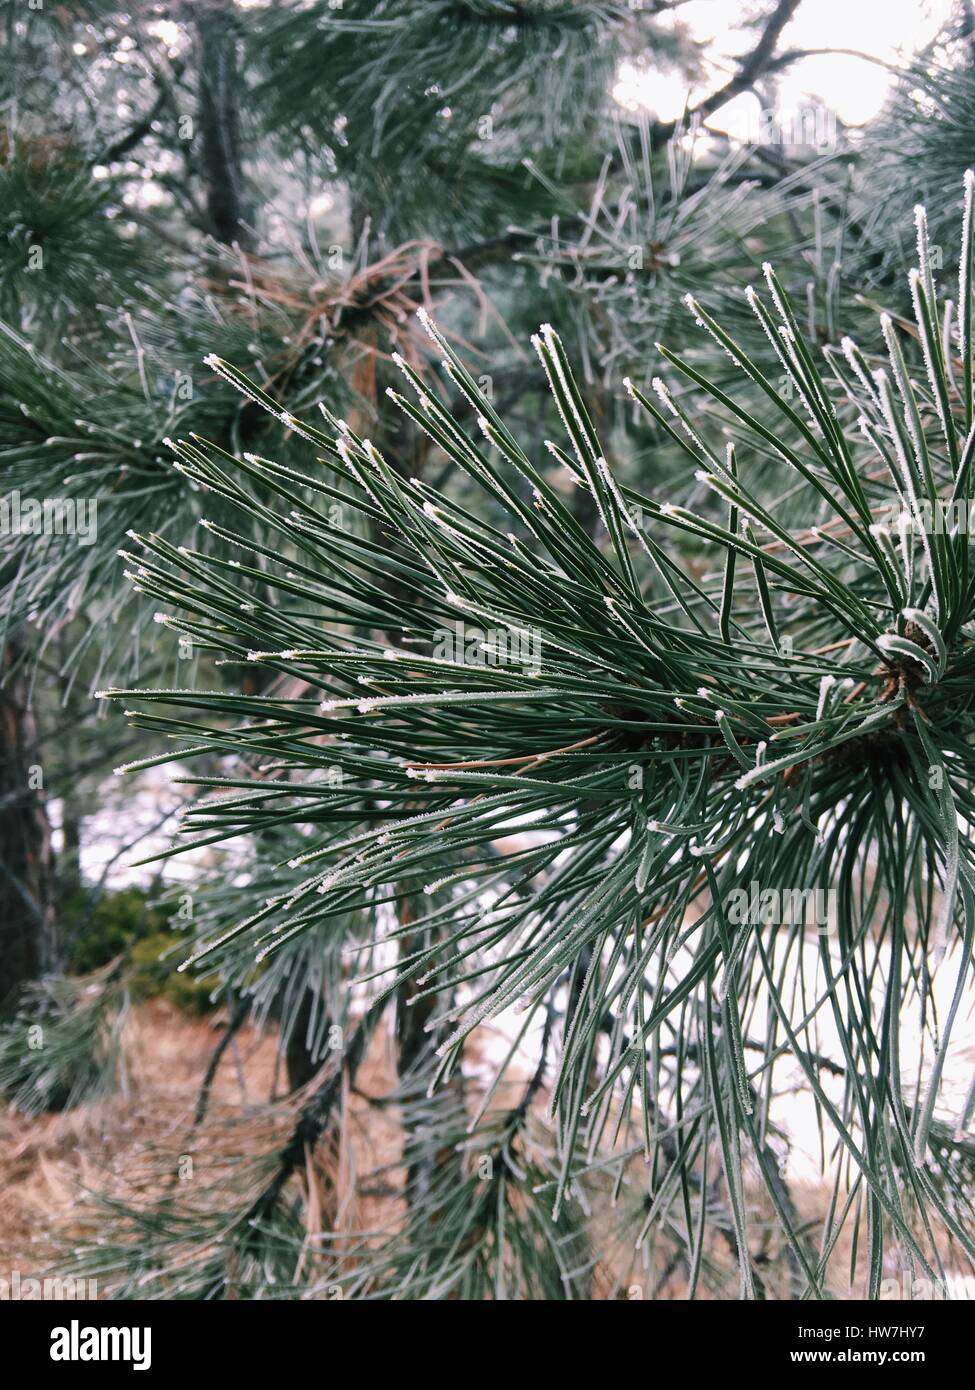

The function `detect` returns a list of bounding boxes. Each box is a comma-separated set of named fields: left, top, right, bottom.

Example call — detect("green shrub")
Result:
left=129, top=932, right=215, bottom=1016
left=64, top=886, right=215, bottom=1014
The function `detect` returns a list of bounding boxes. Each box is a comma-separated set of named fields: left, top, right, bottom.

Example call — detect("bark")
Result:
left=0, top=642, right=58, bottom=1003
left=285, top=987, right=327, bottom=1092
left=195, top=0, right=253, bottom=249
left=394, top=895, right=466, bottom=1204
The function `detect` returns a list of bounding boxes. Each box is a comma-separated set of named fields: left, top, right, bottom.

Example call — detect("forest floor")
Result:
left=0, top=999, right=401, bottom=1289
left=0, top=1000, right=970, bottom=1299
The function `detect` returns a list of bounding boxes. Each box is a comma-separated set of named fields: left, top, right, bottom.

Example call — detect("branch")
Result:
left=695, top=0, right=802, bottom=117
left=96, top=90, right=168, bottom=166
left=93, top=54, right=187, bottom=167
left=652, top=0, right=802, bottom=145
left=243, top=1001, right=384, bottom=1231
left=192, top=993, right=252, bottom=1128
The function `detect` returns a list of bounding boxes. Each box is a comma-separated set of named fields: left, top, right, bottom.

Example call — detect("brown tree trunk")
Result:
left=0, top=642, right=58, bottom=1003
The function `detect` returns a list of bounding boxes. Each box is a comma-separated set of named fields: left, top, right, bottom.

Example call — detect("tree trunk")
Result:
left=284, top=987, right=327, bottom=1092
left=394, top=895, right=467, bottom=1205
left=0, top=642, right=58, bottom=1003
left=195, top=0, right=252, bottom=249
left=56, top=655, right=84, bottom=907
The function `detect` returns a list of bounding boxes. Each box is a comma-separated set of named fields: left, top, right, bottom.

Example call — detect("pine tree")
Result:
left=0, top=2, right=784, bottom=1025
left=88, top=177, right=975, bottom=1299
left=6, top=0, right=975, bottom=1304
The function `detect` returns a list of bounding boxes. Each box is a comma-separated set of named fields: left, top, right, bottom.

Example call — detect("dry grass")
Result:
left=3, top=1001, right=971, bottom=1299
left=0, top=999, right=401, bottom=1281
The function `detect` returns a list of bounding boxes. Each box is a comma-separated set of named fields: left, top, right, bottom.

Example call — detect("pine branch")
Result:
left=97, top=177, right=975, bottom=1295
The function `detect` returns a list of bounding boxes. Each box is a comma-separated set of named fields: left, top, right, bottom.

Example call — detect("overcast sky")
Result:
left=615, top=0, right=956, bottom=135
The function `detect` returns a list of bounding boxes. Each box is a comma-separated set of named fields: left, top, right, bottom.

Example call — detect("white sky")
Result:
left=615, top=0, right=956, bottom=136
